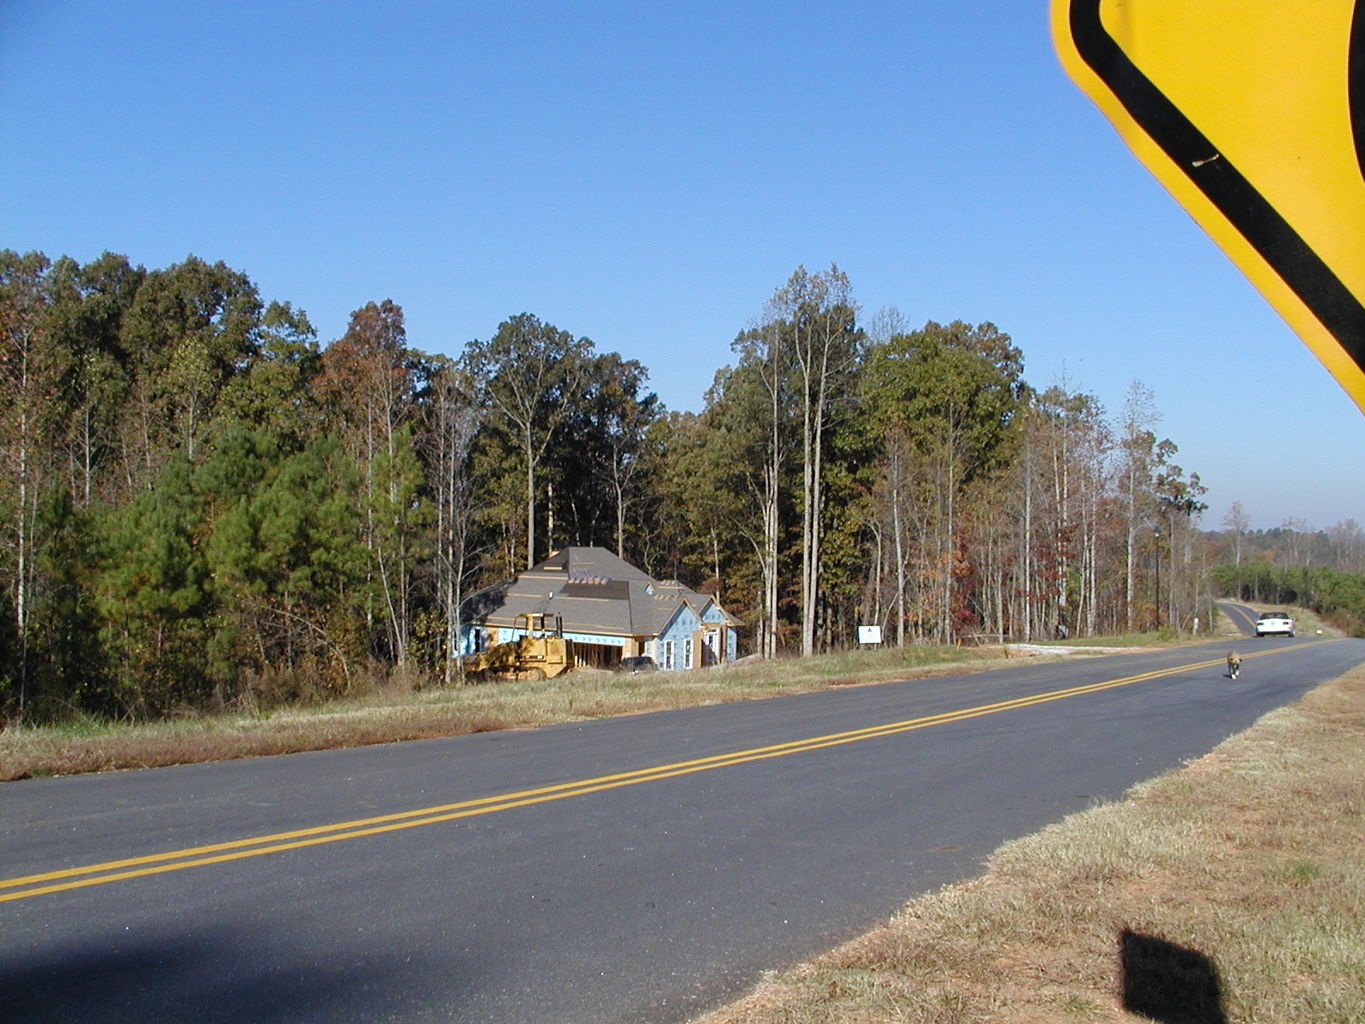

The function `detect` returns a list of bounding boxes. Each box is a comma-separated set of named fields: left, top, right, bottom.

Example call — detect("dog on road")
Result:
left=1227, top=651, right=1242, bottom=680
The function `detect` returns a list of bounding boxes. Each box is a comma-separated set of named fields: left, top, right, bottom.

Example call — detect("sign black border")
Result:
left=1068, top=0, right=1365, bottom=373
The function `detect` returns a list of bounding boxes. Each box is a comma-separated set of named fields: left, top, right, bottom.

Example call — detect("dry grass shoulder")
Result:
left=694, top=666, right=1365, bottom=1024
left=0, top=644, right=1034, bottom=781
left=1, top=602, right=1334, bottom=783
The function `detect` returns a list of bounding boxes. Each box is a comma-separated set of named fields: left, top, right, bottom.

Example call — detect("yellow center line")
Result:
left=0, top=643, right=1314, bottom=903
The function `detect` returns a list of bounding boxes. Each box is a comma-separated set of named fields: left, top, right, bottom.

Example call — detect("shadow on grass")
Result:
left=1120, top=929, right=1227, bottom=1024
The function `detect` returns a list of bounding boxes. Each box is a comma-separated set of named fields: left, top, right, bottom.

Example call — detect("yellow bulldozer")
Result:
left=462, top=613, right=574, bottom=682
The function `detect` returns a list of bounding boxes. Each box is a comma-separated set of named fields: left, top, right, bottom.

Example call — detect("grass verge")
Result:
left=692, top=664, right=1365, bottom=1024
left=0, top=643, right=1033, bottom=781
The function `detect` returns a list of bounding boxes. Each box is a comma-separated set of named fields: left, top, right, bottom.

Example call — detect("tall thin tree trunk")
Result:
left=942, top=448, right=956, bottom=643
left=893, top=449, right=906, bottom=648
left=1023, top=444, right=1033, bottom=642
left=1125, top=465, right=1137, bottom=633
left=525, top=423, right=536, bottom=568
left=16, top=399, right=29, bottom=718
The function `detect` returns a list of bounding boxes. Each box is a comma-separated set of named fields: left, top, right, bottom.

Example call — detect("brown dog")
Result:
left=1227, top=651, right=1242, bottom=680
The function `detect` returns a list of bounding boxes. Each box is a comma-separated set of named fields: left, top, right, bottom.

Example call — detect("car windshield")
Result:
left=1259, top=612, right=1288, bottom=620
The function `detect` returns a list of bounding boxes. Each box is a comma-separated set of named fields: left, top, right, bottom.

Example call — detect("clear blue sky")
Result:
left=4, top=0, right=1363, bottom=531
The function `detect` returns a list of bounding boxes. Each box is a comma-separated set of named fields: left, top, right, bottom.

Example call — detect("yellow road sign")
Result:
left=1051, top=0, right=1365, bottom=414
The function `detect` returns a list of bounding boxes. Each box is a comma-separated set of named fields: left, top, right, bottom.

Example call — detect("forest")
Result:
left=3, top=250, right=1364, bottom=724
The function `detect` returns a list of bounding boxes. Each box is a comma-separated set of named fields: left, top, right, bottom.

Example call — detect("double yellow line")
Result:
left=0, top=646, right=1306, bottom=904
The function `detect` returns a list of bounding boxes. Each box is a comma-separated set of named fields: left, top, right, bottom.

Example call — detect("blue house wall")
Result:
left=457, top=623, right=484, bottom=657
left=652, top=605, right=701, bottom=671
left=701, top=604, right=738, bottom=663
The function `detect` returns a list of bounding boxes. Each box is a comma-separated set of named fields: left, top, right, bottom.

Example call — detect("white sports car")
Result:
left=1254, top=611, right=1295, bottom=637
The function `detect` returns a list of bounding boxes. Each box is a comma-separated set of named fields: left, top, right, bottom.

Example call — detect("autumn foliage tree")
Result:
left=461, top=314, right=591, bottom=570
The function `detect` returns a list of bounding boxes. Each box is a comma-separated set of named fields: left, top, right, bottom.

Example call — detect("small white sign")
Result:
left=857, top=625, right=883, bottom=645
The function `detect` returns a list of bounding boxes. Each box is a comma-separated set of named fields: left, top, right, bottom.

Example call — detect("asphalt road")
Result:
left=4, top=637, right=1363, bottom=1023
left=1217, top=600, right=1263, bottom=636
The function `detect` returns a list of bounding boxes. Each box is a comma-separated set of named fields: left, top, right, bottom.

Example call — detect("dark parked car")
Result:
left=617, top=656, right=657, bottom=673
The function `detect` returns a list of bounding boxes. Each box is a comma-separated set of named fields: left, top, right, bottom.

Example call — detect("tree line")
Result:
left=1213, top=560, right=1365, bottom=634
left=2, top=249, right=1347, bottom=724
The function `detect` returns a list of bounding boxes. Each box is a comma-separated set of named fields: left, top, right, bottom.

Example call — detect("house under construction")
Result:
left=461, top=546, right=740, bottom=671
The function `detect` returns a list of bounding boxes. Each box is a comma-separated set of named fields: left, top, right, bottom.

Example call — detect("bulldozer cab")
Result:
left=517, top=612, right=563, bottom=637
